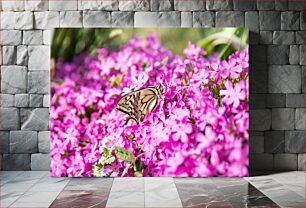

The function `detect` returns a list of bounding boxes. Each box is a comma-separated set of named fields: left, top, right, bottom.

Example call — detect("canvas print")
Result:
left=50, top=28, right=249, bottom=177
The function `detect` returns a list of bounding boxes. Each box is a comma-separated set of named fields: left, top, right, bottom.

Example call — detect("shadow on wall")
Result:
left=249, top=31, right=269, bottom=176
left=248, top=30, right=305, bottom=175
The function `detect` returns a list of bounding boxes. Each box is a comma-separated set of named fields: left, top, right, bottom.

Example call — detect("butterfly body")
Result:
left=116, top=84, right=163, bottom=125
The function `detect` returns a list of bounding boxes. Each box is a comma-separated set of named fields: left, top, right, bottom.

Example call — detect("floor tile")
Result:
left=9, top=171, right=48, bottom=184
left=11, top=190, right=60, bottom=202
left=111, top=177, right=144, bottom=192
left=145, top=177, right=176, bottom=192
left=9, top=191, right=60, bottom=208
left=65, top=178, right=113, bottom=191
left=246, top=177, right=305, bottom=207
left=106, top=192, right=144, bottom=208
left=175, top=180, right=231, bottom=208
left=268, top=171, right=305, bottom=198
left=28, top=177, right=70, bottom=192
left=9, top=201, right=51, bottom=208
left=1, top=171, right=24, bottom=186
left=145, top=189, right=182, bottom=208
left=50, top=190, right=109, bottom=208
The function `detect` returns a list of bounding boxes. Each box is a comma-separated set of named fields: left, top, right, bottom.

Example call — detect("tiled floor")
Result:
left=1, top=171, right=305, bottom=208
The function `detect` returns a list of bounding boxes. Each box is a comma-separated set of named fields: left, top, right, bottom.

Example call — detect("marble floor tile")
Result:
left=145, top=189, right=183, bottom=208
left=50, top=177, right=114, bottom=208
left=145, top=177, right=176, bottom=192
left=1, top=181, right=34, bottom=193
left=1, top=195, right=20, bottom=208
left=111, top=177, right=144, bottom=192
left=0, top=171, right=24, bottom=186
left=9, top=201, right=52, bottom=208
left=144, top=178, right=182, bottom=207
left=174, top=177, right=213, bottom=184
left=175, top=180, right=232, bottom=208
left=65, top=178, right=113, bottom=191
left=50, top=190, right=109, bottom=208
left=8, top=171, right=48, bottom=184
left=246, top=177, right=305, bottom=207
left=268, top=171, right=305, bottom=198
left=106, top=191, right=144, bottom=208
left=0, top=171, right=304, bottom=208
left=9, top=190, right=61, bottom=208
left=11, top=190, right=61, bottom=202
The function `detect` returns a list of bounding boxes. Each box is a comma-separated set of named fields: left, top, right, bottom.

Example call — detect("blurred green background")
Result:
left=51, top=28, right=248, bottom=61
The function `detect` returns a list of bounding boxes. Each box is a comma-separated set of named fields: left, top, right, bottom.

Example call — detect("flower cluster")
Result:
left=51, top=33, right=249, bottom=177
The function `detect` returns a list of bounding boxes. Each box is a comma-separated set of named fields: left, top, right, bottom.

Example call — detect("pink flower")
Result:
left=220, top=80, right=246, bottom=108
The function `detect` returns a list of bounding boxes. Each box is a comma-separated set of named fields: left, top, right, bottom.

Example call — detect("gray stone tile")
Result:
left=233, top=0, right=256, bottom=10
left=1, top=66, right=27, bottom=94
left=266, top=94, right=285, bottom=108
left=31, top=153, right=50, bottom=170
left=206, top=0, right=233, bottom=10
left=119, top=0, right=150, bottom=11
left=16, top=45, right=28, bottom=66
left=112, top=12, right=134, bottom=27
left=3, top=154, right=31, bottom=170
left=250, top=153, right=273, bottom=171
left=249, top=135, right=264, bottom=153
left=10, top=131, right=38, bottom=153
left=79, top=0, right=118, bottom=10
left=134, top=12, right=180, bottom=27
left=281, top=11, right=300, bottom=30
left=83, top=11, right=111, bottom=28
left=268, top=65, right=301, bottom=94
left=274, top=153, right=298, bottom=170
left=295, top=108, right=305, bottom=130
left=285, top=131, right=305, bottom=153
left=216, top=11, right=244, bottom=27
left=259, top=11, right=281, bottom=30
left=174, top=0, right=205, bottom=11
left=286, top=94, right=304, bottom=108
left=250, top=93, right=266, bottom=109
left=298, top=154, right=305, bottom=171
left=151, top=0, right=173, bottom=11
left=272, top=108, right=295, bottom=130
left=264, top=131, right=285, bottom=153
left=193, top=12, right=215, bottom=27
left=250, top=109, right=271, bottom=131
left=21, top=108, right=49, bottom=131
left=267, top=45, right=289, bottom=65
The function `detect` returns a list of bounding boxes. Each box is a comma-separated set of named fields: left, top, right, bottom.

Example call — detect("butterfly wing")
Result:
left=116, top=91, right=139, bottom=116
left=116, top=87, right=161, bottom=124
left=138, top=88, right=159, bottom=116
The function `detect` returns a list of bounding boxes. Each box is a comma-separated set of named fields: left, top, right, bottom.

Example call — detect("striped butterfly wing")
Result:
left=116, top=87, right=160, bottom=124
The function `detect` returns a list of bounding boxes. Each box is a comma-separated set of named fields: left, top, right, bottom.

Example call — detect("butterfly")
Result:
left=116, top=84, right=164, bottom=125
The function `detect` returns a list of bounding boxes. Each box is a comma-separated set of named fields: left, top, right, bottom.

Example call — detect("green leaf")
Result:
left=126, top=134, right=135, bottom=141
left=109, top=29, right=123, bottom=39
left=161, top=56, right=169, bottom=66
left=110, top=77, right=121, bottom=87
left=115, top=146, right=134, bottom=163
left=142, top=63, right=147, bottom=72
left=103, top=147, right=110, bottom=156
left=98, top=155, right=115, bottom=165
left=134, top=171, right=143, bottom=177
left=135, top=160, right=143, bottom=172
left=115, top=77, right=121, bottom=86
